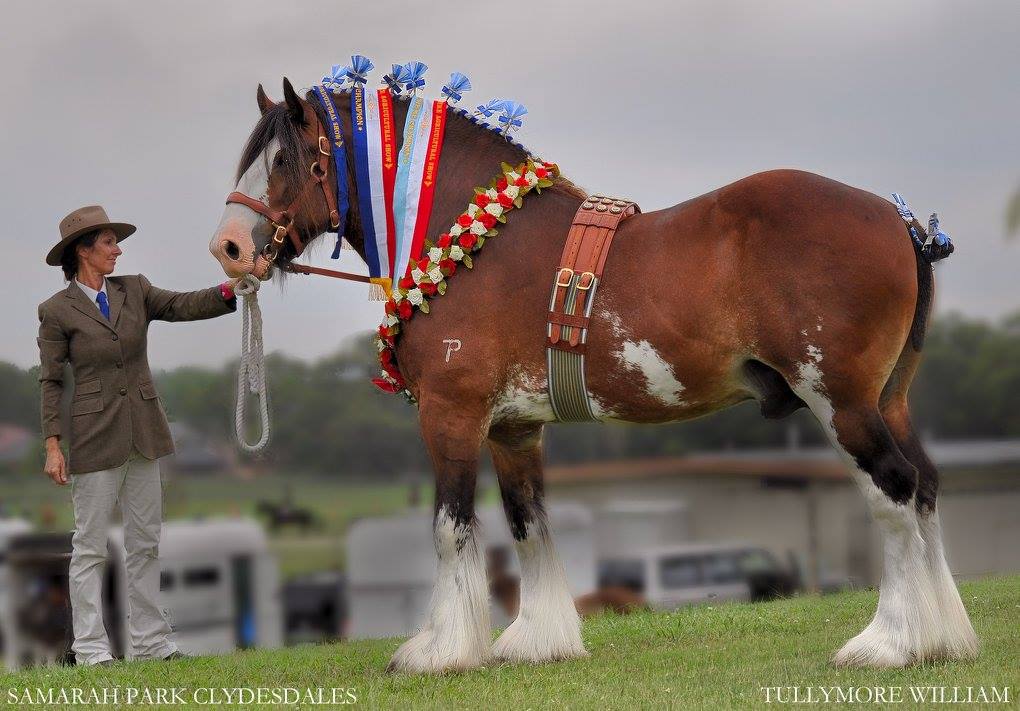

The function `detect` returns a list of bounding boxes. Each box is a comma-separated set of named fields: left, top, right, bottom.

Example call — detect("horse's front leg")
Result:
left=386, top=400, right=491, bottom=674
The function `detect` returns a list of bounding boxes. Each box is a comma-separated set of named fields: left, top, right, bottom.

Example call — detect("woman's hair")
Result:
left=60, top=231, right=100, bottom=281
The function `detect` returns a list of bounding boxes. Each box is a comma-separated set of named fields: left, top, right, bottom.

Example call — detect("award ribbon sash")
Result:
left=393, top=98, right=448, bottom=278
left=311, top=86, right=350, bottom=258
left=408, top=100, right=448, bottom=275
left=351, top=87, right=386, bottom=281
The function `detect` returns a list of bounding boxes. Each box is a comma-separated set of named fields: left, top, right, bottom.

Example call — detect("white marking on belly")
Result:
left=617, top=339, right=686, bottom=406
left=491, top=366, right=555, bottom=423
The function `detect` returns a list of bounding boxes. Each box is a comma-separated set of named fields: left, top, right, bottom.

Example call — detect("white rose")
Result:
left=385, top=314, right=399, bottom=327
left=484, top=203, right=504, bottom=217
left=411, top=268, right=424, bottom=282
left=467, top=204, right=481, bottom=217
left=376, top=339, right=386, bottom=352
left=486, top=188, right=498, bottom=199
left=380, top=369, right=391, bottom=380
left=393, top=290, right=403, bottom=303
left=449, top=245, right=464, bottom=261
left=407, top=288, right=423, bottom=306
left=428, top=247, right=443, bottom=262
left=469, top=221, right=487, bottom=235
left=428, top=267, right=443, bottom=282
left=504, top=185, right=520, bottom=199
left=506, top=171, right=520, bottom=182
left=449, top=224, right=464, bottom=237
left=525, top=171, right=538, bottom=186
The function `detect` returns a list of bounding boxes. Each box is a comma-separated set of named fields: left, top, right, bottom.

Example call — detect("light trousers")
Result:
left=69, top=449, right=178, bottom=665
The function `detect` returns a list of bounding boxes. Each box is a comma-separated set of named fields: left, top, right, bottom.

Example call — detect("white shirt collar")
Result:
left=75, top=277, right=107, bottom=310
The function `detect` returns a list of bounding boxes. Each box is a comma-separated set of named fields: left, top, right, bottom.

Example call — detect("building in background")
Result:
left=545, top=439, right=1020, bottom=589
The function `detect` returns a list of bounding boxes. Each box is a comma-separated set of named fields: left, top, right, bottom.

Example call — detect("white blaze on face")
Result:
left=209, top=138, right=280, bottom=276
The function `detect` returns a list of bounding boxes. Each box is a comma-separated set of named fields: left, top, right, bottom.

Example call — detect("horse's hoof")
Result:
left=832, top=629, right=913, bottom=668
left=385, top=630, right=486, bottom=675
left=488, top=618, right=589, bottom=665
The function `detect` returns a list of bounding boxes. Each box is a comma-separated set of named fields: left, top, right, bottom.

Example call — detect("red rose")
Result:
left=459, top=233, right=477, bottom=249
left=496, top=177, right=508, bottom=191
left=535, top=167, right=548, bottom=178
left=380, top=348, right=393, bottom=365
left=420, top=282, right=437, bottom=296
left=515, top=175, right=529, bottom=187
left=474, top=193, right=490, bottom=207
left=385, top=300, right=396, bottom=316
left=397, top=300, right=413, bottom=320
left=497, top=193, right=513, bottom=208
left=417, top=257, right=431, bottom=273
left=457, top=214, right=473, bottom=228
left=398, top=276, right=415, bottom=290
left=437, top=233, right=452, bottom=248
left=377, top=325, right=388, bottom=339
left=479, top=213, right=497, bottom=229
left=439, top=258, right=456, bottom=276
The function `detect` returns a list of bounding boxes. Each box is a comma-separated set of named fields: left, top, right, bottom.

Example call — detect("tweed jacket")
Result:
left=37, top=274, right=235, bottom=475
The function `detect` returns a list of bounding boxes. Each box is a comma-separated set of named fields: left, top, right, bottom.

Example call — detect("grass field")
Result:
left=5, top=576, right=1017, bottom=710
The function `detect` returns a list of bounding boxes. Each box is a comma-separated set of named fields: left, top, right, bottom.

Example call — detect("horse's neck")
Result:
left=332, top=97, right=532, bottom=270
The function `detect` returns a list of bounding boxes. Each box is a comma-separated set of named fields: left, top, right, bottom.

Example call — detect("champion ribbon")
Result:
left=311, top=85, right=350, bottom=258
left=393, top=98, right=448, bottom=279
left=409, top=101, right=448, bottom=275
left=349, top=86, right=399, bottom=295
left=377, top=89, right=398, bottom=278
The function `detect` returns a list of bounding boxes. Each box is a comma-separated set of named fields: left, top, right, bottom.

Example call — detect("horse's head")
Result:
left=209, top=78, right=338, bottom=279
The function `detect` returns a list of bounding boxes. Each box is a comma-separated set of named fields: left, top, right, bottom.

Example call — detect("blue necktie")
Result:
left=96, top=291, right=110, bottom=320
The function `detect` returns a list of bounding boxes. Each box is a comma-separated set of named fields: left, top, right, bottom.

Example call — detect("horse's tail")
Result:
left=890, top=193, right=953, bottom=352
left=909, top=238, right=934, bottom=352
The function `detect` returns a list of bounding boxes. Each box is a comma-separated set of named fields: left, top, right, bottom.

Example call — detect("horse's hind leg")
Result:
left=787, top=363, right=944, bottom=667
left=386, top=402, right=491, bottom=674
left=880, top=369, right=978, bottom=660
left=487, top=424, right=587, bottom=664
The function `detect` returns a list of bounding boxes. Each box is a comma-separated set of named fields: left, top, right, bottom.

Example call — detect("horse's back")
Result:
left=583, top=168, right=920, bottom=421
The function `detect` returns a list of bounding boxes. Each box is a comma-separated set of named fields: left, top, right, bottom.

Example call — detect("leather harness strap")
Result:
left=546, top=195, right=639, bottom=421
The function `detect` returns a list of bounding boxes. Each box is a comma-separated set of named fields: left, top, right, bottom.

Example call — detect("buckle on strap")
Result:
left=576, top=272, right=595, bottom=290
left=555, top=267, right=574, bottom=288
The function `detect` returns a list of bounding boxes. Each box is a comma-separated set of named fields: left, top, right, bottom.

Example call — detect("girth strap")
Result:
left=546, top=195, right=639, bottom=421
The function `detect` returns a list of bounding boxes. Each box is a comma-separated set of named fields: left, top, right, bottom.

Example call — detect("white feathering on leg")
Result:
left=917, top=508, right=979, bottom=660
left=387, top=507, right=491, bottom=673
left=490, top=517, right=587, bottom=664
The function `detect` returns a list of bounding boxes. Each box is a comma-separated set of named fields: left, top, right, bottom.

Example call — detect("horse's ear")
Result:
left=256, top=84, right=275, bottom=115
left=282, top=77, right=305, bottom=124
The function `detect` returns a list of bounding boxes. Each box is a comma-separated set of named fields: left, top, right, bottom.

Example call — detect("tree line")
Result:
left=3, top=310, right=1019, bottom=477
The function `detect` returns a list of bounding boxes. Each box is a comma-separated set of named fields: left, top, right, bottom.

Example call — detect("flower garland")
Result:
left=372, top=157, right=559, bottom=397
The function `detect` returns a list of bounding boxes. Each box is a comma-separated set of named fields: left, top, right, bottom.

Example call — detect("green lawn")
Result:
left=5, top=576, right=1017, bottom=710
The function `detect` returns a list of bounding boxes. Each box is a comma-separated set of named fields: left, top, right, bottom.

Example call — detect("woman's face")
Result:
left=77, top=229, right=122, bottom=276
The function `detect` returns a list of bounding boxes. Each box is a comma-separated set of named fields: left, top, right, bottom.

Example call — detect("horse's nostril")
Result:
left=223, top=240, right=241, bottom=261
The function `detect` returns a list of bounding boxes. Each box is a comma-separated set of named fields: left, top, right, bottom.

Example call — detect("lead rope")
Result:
left=234, top=274, right=270, bottom=452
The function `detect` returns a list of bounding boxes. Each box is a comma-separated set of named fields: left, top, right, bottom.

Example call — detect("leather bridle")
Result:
left=224, top=114, right=341, bottom=277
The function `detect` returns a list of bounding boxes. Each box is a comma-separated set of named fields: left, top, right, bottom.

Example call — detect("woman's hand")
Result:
left=44, top=436, right=68, bottom=486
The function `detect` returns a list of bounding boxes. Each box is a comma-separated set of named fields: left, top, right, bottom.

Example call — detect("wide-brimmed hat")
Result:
left=46, top=205, right=136, bottom=266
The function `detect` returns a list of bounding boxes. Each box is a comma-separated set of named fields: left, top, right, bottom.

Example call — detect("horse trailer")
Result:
left=1, top=518, right=282, bottom=669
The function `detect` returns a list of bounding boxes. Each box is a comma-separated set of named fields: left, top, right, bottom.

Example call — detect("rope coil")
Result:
left=234, top=274, right=270, bottom=452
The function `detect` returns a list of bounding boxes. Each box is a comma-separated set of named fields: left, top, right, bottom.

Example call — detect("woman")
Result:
left=38, top=205, right=238, bottom=666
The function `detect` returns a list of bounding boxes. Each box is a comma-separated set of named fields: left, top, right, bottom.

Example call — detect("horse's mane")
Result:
left=235, top=88, right=586, bottom=204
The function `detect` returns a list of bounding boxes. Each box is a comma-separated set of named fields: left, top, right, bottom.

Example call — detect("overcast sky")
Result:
left=1, top=0, right=1017, bottom=370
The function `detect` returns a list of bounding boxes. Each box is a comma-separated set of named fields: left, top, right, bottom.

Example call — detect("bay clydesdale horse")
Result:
left=208, top=78, right=977, bottom=673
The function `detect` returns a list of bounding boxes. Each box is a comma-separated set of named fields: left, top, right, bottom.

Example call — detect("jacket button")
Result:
left=119, top=388, right=127, bottom=396
left=112, top=334, right=119, bottom=341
